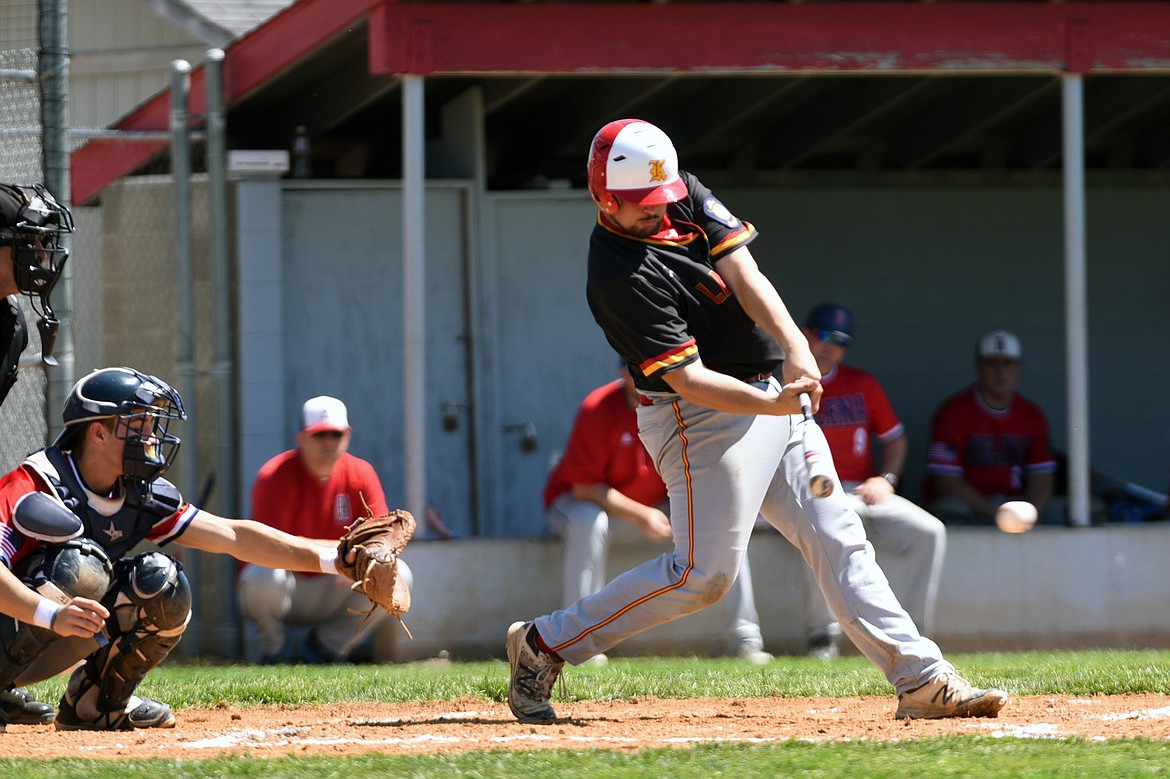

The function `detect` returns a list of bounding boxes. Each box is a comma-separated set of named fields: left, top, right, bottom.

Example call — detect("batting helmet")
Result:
left=54, top=367, right=187, bottom=486
left=587, top=119, right=688, bottom=215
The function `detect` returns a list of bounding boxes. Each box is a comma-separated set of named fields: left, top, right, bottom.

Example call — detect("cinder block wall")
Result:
left=373, top=525, right=1170, bottom=662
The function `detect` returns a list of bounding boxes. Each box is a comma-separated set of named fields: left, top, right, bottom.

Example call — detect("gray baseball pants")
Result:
left=804, top=487, right=946, bottom=642
left=547, top=494, right=765, bottom=654
left=533, top=379, right=952, bottom=695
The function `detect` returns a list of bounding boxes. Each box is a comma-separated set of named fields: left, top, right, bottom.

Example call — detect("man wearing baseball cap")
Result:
left=925, top=329, right=1058, bottom=525
left=238, top=396, right=414, bottom=663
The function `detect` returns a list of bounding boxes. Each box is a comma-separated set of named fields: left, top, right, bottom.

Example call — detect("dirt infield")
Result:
left=1, top=694, right=1168, bottom=758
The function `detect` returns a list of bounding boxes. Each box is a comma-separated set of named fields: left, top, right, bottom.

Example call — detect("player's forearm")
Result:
left=933, top=474, right=998, bottom=517
left=0, top=565, right=43, bottom=622
left=663, top=361, right=812, bottom=416
left=878, top=436, right=908, bottom=478
left=1024, top=471, right=1054, bottom=510
left=180, top=513, right=338, bottom=573
left=572, top=483, right=650, bottom=526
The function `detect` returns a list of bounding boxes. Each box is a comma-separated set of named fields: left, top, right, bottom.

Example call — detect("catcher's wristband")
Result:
left=318, top=546, right=340, bottom=574
left=32, top=599, right=63, bottom=630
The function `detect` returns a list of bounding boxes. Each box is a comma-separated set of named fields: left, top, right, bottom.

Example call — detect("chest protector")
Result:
left=25, top=448, right=183, bottom=562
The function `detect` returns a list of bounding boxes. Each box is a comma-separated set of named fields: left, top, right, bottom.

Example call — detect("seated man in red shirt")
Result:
left=925, top=329, right=1059, bottom=525
left=797, top=304, right=947, bottom=660
left=544, top=363, right=771, bottom=664
left=238, top=396, right=413, bottom=663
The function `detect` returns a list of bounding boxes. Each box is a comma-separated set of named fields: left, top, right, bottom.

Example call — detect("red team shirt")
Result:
left=251, top=450, right=388, bottom=561
left=812, top=364, right=904, bottom=483
left=543, top=380, right=666, bottom=511
left=926, top=385, right=1056, bottom=499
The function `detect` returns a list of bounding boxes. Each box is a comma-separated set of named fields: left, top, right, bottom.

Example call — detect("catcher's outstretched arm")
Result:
left=176, top=512, right=344, bottom=574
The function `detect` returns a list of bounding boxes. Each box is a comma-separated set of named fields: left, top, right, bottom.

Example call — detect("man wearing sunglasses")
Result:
left=0, top=183, right=74, bottom=407
left=797, top=303, right=947, bottom=661
left=239, top=395, right=413, bottom=664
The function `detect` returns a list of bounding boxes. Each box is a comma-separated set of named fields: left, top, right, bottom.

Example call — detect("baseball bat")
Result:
left=798, top=392, right=835, bottom=498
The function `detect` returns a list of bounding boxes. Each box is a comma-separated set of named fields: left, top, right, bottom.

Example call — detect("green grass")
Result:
left=12, top=650, right=1170, bottom=778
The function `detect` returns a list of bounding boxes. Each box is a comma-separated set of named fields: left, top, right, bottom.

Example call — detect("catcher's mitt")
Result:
left=336, top=503, right=415, bottom=634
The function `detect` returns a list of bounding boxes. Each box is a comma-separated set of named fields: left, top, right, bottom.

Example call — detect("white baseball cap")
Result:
left=976, top=329, right=1022, bottom=360
left=302, top=395, right=350, bottom=433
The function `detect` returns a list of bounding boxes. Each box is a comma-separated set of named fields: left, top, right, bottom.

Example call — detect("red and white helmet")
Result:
left=587, top=119, right=688, bottom=215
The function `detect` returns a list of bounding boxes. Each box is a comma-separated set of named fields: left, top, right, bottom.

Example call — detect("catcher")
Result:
left=0, top=367, right=414, bottom=731
left=239, top=396, right=414, bottom=663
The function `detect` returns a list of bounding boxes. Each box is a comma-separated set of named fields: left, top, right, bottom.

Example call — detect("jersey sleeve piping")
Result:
left=151, top=503, right=200, bottom=546
left=709, top=222, right=757, bottom=258
left=640, top=340, right=698, bottom=379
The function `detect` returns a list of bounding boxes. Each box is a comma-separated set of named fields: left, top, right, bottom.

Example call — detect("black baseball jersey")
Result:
left=586, top=170, right=783, bottom=394
left=0, top=295, right=27, bottom=408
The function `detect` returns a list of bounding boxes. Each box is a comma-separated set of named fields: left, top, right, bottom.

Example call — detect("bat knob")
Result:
left=810, top=475, right=835, bottom=498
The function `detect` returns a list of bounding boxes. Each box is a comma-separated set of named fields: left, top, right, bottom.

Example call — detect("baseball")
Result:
left=995, top=500, right=1038, bottom=533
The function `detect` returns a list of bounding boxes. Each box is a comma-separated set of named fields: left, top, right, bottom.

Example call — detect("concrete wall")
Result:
left=373, top=524, right=1170, bottom=662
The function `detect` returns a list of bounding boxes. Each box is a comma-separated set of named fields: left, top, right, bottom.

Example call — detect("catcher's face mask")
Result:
left=0, top=183, right=75, bottom=364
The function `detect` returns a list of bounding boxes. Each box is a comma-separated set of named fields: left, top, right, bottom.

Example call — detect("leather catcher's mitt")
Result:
left=336, top=504, right=415, bottom=631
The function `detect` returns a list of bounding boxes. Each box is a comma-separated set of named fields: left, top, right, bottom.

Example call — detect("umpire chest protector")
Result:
left=0, top=295, right=27, bottom=406
left=23, top=448, right=183, bottom=561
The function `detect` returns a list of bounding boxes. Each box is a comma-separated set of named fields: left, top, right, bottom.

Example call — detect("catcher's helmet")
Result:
left=0, top=183, right=75, bottom=363
left=54, top=367, right=187, bottom=486
left=587, top=119, right=688, bottom=216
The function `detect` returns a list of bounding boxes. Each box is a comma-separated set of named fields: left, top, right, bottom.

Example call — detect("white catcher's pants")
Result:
left=237, top=562, right=413, bottom=660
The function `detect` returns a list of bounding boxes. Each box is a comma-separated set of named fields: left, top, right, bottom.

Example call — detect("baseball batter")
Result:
left=506, top=119, right=1007, bottom=724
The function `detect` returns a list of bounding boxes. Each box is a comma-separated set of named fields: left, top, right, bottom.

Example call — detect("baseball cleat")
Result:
left=734, top=643, right=774, bottom=665
left=0, top=685, right=56, bottom=724
left=894, top=672, right=1008, bottom=719
left=506, top=621, right=563, bottom=725
left=55, top=695, right=176, bottom=731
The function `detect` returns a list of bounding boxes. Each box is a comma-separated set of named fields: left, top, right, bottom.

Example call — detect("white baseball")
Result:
left=995, top=500, right=1038, bottom=533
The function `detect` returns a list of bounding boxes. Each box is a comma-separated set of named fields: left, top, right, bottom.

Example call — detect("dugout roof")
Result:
left=73, top=0, right=1170, bottom=204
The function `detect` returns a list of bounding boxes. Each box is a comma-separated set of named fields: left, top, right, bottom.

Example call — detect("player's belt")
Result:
left=639, top=372, right=773, bottom=405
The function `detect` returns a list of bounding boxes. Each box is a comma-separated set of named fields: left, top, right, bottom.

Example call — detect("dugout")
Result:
left=63, top=1, right=1170, bottom=658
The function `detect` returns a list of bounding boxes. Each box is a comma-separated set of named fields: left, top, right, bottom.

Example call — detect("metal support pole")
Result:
left=205, top=47, right=239, bottom=656
left=170, top=59, right=201, bottom=651
left=205, top=49, right=235, bottom=517
left=403, top=75, right=427, bottom=521
left=40, top=0, right=73, bottom=440
left=1061, top=73, right=1091, bottom=527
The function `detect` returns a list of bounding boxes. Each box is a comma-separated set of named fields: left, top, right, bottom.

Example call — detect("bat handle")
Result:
left=797, top=392, right=835, bottom=498
left=798, top=392, right=814, bottom=422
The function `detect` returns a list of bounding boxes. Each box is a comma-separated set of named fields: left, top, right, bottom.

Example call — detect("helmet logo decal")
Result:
left=647, top=159, right=667, bottom=183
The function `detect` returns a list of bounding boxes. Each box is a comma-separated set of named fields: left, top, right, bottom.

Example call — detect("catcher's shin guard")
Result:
left=59, top=552, right=190, bottom=729
left=0, top=538, right=113, bottom=688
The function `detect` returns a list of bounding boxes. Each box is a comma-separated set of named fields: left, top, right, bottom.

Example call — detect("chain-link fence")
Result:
left=3, top=3, right=238, bottom=656
left=0, top=1, right=49, bottom=470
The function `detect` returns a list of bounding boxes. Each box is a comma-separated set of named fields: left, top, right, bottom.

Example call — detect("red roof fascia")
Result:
left=369, top=3, right=1170, bottom=75
left=73, top=1, right=1170, bottom=204
left=72, top=0, right=382, bottom=205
